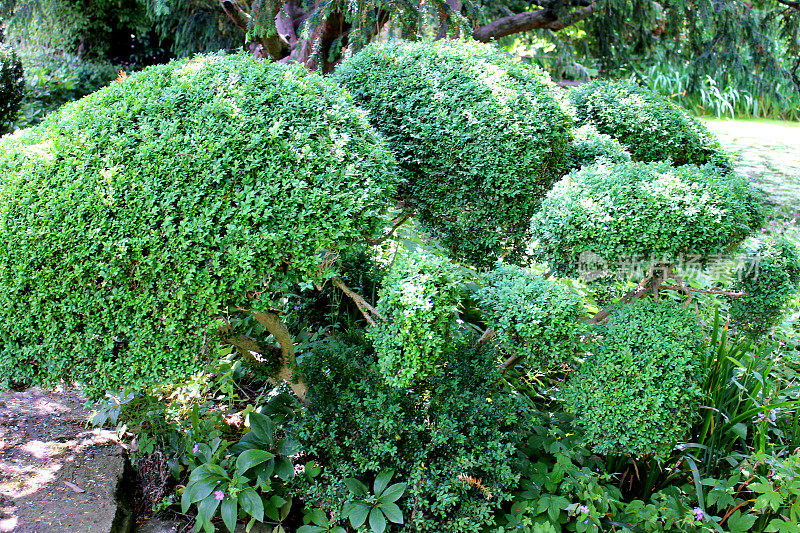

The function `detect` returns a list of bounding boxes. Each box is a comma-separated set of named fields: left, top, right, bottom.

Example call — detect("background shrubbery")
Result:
left=0, top=43, right=24, bottom=134
left=291, top=333, right=528, bottom=533
left=476, top=264, right=586, bottom=370
left=15, top=50, right=120, bottom=127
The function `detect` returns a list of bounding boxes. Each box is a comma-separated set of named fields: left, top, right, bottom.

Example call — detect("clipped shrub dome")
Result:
left=333, top=40, right=573, bottom=266
left=0, top=53, right=397, bottom=395
left=530, top=160, right=763, bottom=277
left=570, top=80, right=732, bottom=169
left=563, top=298, right=706, bottom=458
left=475, top=264, right=586, bottom=369
left=0, top=44, right=24, bottom=135
left=368, top=253, right=466, bottom=387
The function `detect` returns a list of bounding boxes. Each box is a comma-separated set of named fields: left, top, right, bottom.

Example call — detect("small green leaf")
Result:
left=305, top=462, right=322, bottom=478
left=310, top=508, right=328, bottom=526
left=197, top=495, right=221, bottom=523
left=379, top=482, right=406, bottom=503
left=187, top=478, right=218, bottom=504
left=296, top=527, right=325, bottom=533
left=727, top=510, right=757, bottom=533
left=239, top=488, right=264, bottom=522
left=248, top=412, right=275, bottom=446
left=348, top=502, right=370, bottom=528
left=235, top=449, right=275, bottom=474
left=369, top=506, right=387, bottom=533
left=380, top=502, right=404, bottom=524
left=274, top=456, right=294, bottom=480
left=374, top=469, right=394, bottom=496
left=181, top=486, right=191, bottom=513
left=344, top=478, right=369, bottom=498
left=221, top=498, right=238, bottom=532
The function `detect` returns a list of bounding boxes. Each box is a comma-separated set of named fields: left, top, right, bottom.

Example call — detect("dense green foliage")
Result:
left=730, top=235, right=800, bottom=336
left=475, top=264, right=586, bottom=369
left=333, top=40, right=573, bottom=266
left=0, top=43, right=23, bottom=133
left=570, top=80, right=733, bottom=169
left=368, top=253, right=465, bottom=387
left=561, top=124, right=631, bottom=174
left=530, top=160, right=763, bottom=277
left=289, top=334, right=527, bottom=533
left=563, top=299, right=706, bottom=458
left=0, top=52, right=396, bottom=394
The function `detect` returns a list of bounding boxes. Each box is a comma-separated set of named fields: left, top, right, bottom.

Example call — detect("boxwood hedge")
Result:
left=0, top=53, right=397, bottom=395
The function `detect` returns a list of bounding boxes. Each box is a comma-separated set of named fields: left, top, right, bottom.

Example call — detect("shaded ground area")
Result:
left=0, top=386, right=129, bottom=532
left=704, top=118, right=800, bottom=218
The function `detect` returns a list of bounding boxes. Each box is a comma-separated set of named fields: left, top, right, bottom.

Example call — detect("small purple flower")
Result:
left=693, top=508, right=704, bottom=521
left=700, top=319, right=707, bottom=327
left=579, top=505, right=589, bottom=514
left=583, top=519, right=589, bottom=524
left=214, top=490, right=225, bottom=501
left=192, top=444, right=199, bottom=454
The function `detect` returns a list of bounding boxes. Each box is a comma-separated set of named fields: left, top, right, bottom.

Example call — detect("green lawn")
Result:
left=703, top=118, right=800, bottom=219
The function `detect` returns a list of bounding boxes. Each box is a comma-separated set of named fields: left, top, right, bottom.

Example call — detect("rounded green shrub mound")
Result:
left=290, top=333, right=527, bottom=533
left=0, top=53, right=397, bottom=394
left=730, top=235, right=800, bottom=336
left=475, top=264, right=586, bottom=369
left=562, top=124, right=631, bottom=173
left=530, top=160, right=763, bottom=277
left=0, top=44, right=24, bottom=134
left=563, top=298, right=706, bottom=458
left=368, top=253, right=466, bottom=387
left=570, top=80, right=731, bottom=169
left=333, top=40, right=573, bottom=266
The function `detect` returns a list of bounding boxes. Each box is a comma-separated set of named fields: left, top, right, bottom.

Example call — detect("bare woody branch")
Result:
left=366, top=211, right=413, bottom=246
left=253, top=311, right=308, bottom=400
left=473, top=2, right=597, bottom=43
left=331, top=276, right=386, bottom=326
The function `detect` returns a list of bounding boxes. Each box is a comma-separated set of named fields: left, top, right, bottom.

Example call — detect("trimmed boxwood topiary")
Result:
left=530, top=160, right=763, bottom=278
left=368, top=252, right=466, bottom=387
left=563, top=298, right=707, bottom=458
left=730, top=235, right=800, bottom=336
left=333, top=40, right=573, bottom=266
left=0, top=44, right=24, bottom=134
left=0, top=52, right=397, bottom=395
left=570, top=80, right=732, bottom=170
left=475, top=264, right=586, bottom=369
